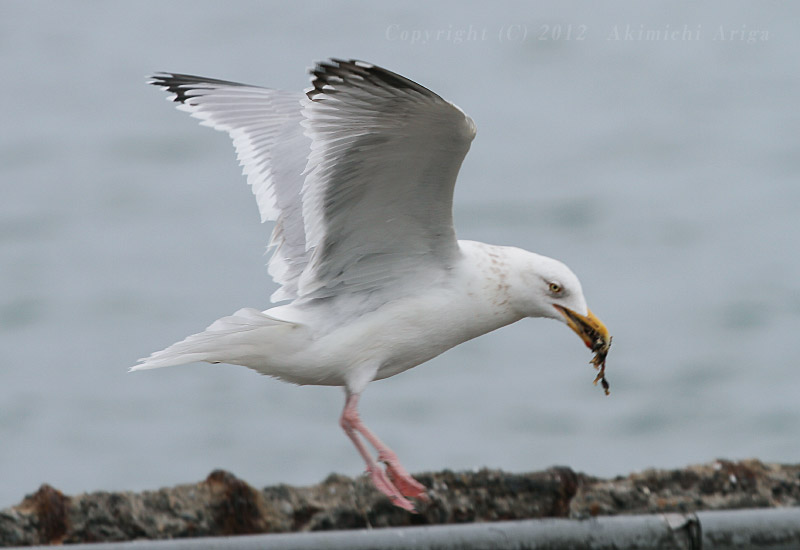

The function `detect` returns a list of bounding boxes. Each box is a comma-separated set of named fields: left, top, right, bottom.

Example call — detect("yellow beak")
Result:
left=553, top=305, right=610, bottom=352
left=553, top=305, right=612, bottom=395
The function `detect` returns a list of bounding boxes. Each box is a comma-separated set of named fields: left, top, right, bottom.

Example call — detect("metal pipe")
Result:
left=6, top=507, right=800, bottom=550
left=697, top=508, right=800, bottom=550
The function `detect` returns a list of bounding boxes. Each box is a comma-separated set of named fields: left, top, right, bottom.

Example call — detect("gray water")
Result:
left=1, top=1, right=798, bottom=508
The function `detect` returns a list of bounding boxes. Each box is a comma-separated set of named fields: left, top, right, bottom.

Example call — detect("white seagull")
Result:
left=133, top=59, right=612, bottom=511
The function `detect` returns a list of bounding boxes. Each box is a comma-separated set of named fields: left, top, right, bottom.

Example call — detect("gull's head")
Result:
left=509, top=250, right=611, bottom=357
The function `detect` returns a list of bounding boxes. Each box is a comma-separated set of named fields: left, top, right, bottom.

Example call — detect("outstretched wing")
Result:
left=150, top=59, right=476, bottom=304
left=296, top=59, right=476, bottom=300
left=149, top=73, right=309, bottom=301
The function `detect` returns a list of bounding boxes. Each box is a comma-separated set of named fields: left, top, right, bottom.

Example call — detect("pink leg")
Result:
left=340, top=392, right=428, bottom=510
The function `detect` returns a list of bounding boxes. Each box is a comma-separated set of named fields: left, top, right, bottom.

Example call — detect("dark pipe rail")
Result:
left=5, top=507, right=800, bottom=550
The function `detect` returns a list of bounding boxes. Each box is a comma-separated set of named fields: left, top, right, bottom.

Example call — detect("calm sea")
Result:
left=1, top=1, right=798, bottom=507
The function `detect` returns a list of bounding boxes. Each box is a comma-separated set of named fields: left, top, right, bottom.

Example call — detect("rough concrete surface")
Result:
left=1, top=459, right=798, bottom=546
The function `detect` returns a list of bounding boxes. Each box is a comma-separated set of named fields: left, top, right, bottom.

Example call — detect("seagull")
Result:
left=133, top=59, right=612, bottom=511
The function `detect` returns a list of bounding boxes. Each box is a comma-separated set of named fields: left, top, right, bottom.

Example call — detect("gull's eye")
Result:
left=548, top=282, right=562, bottom=294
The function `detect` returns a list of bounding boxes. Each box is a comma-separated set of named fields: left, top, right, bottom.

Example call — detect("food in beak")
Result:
left=554, top=306, right=612, bottom=395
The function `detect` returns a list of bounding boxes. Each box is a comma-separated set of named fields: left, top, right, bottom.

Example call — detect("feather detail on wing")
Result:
left=149, top=59, right=476, bottom=305
left=297, top=59, right=476, bottom=299
left=149, top=73, right=309, bottom=301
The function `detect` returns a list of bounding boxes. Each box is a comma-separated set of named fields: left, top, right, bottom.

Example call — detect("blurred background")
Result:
left=1, top=1, right=798, bottom=508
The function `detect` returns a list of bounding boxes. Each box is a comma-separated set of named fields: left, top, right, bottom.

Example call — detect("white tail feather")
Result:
left=130, top=308, right=294, bottom=371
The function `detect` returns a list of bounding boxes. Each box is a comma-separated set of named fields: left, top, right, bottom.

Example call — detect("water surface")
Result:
left=1, top=1, right=798, bottom=507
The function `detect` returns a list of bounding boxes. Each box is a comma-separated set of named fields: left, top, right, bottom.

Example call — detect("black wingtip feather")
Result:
left=307, top=59, right=439, bottom=101
left=148, top=73, right=248, bottom=104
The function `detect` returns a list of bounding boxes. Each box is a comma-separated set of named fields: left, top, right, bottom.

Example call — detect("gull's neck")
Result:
left=452, top=240, right=528, bottom=332
left=456, top=239, right=562, bottom=323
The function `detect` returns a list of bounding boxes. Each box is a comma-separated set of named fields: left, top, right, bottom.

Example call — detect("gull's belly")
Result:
left=367, top=304, right=480, bottom=381
left=262, top=242, right=526, bottom=388
left=307, top=287, right=522, bottom=385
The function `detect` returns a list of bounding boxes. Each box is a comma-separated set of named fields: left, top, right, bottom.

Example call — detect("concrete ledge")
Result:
left=1, top=459, right=799, bottom=547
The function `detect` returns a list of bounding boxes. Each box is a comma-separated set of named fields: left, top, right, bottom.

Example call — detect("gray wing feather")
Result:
left=150, top=60, right=477, bottom=306
left=149, top=74, right=309, bottom=301
left=297, top=59, right=476, bottom=299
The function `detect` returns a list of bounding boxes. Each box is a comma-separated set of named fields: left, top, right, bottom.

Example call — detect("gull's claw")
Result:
left=367, top=466, right=417, bottom=512
left=379, top=450, right=428, bottom=500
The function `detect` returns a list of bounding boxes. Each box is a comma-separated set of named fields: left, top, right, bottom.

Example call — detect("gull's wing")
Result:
left=297, top=59, right=477, bottom=299
left=149, top=73, right=310, bottom=301
left=149, top=59, right=476, bottom=303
